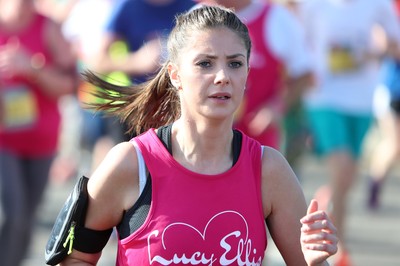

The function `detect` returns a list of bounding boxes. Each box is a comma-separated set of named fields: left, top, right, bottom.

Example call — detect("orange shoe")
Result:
left=334, top=251, right=352, bottom=266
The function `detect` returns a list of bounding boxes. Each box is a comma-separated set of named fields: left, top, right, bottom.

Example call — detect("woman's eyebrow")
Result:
left=227, top=53, right=246, bottom=59
left=196, top=53, right=246, bottom=59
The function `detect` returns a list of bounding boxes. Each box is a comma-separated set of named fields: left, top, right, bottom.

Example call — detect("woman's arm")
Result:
left=86, top=32, right=163, bottom=77
left=261, top=146, right=337, bottom=266
left=60, top=141, right=141, bottom=265
left=37, top=18, right=78, bottom=98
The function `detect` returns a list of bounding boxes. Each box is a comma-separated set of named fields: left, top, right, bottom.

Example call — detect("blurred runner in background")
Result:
left=0, top=0, right=77, bottom=265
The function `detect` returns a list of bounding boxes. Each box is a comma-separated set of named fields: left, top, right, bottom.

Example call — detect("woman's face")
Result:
left=171, top=27, right=249, bottom=122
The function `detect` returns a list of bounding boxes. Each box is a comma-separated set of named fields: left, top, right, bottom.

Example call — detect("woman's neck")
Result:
left=171, top=119, right=234, bottom=175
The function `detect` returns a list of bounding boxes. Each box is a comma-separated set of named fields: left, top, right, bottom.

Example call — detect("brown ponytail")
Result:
left=82, top=63, right=180, bottom=136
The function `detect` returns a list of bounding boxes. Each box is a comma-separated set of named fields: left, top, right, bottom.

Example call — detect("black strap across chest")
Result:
left=156, top=124, right=242, bottom=165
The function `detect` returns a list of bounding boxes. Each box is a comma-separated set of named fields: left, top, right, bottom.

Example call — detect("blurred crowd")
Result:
left=1, top=0, right=400, bottom=265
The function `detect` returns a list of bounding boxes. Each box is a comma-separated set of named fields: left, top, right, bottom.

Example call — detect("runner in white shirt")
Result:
left=298, top=0, right=400, bottom=265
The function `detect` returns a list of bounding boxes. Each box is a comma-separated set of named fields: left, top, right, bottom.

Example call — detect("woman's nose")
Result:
left=214, top=67, right=230, bottom=85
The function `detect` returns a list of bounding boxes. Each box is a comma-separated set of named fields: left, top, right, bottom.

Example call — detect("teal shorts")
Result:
left=306, top=108, right=373, bottom=159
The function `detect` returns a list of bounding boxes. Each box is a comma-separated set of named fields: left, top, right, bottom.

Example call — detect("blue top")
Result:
left=380, top=58, right=400, bottom=100
left=105, top=0, right=195, bottom=83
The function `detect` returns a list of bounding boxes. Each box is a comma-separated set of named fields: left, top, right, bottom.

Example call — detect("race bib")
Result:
left=328, top=46, right=359, bottom=73
left=1, top=84, right=38, bottom=130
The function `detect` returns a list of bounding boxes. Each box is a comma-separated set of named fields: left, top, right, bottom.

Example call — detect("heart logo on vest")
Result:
left=147, top=210, right=263, bottom=265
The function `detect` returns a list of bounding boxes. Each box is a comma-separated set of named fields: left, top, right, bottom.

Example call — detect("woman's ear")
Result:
left=167, top=62, right=181, bottom=89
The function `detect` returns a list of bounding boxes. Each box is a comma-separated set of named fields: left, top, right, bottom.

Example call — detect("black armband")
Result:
left=74, top=226, right=113, bottom=253
left=44, top=176, right=112, bottom=265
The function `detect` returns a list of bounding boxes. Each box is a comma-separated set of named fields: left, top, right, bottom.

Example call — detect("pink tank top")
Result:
left=234, top=4, right=284, bottom=149
left=0, top=14, right=59, bottom=157
left=116, top=129, right=267, bottom=266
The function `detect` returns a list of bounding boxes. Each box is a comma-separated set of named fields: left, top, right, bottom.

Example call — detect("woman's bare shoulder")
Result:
left=91, top=141, right=138, bottom=179
left=86, top=141, right=141, bottom=226
left=261, top=146, right=293, bottom=175
left=260, top=146, right=304, bottom=216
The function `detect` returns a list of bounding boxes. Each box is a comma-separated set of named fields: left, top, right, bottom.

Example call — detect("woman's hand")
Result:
left=300, top=199, right=338, bottom=266
left=0, top=37, right=34, bottom=79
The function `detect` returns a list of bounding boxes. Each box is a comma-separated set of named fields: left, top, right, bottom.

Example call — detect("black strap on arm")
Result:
left=73, top=226, right=113, bottom=253
left=45, top=176, right=113, bottom=265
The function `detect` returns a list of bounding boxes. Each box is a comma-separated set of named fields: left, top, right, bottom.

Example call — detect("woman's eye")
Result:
left=229, top=61, right=243, bottom=68
left=196, top=61, right=211, bottom=68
